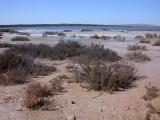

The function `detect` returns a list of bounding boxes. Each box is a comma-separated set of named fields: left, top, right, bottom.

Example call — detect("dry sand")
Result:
left=0, top=31, right=160, bottom=120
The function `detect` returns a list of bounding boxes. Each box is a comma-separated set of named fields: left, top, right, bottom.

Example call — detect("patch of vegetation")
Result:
left=17, top=32, right=30, bottom=36
left=0, top=43, right=14, bottom=48
left=73, top=60, right=136, bottom=91
left=127, top=44, right=147, bottom=51
left=81, top=29, right=93, bottom=32
left=25, top=81, right=63, bottom=110
left=6, top=40, right=85, bottom=60
left=145, top=33, right=157, bottom=38
left=90, top=35, right=101, bottom=39
left=139, top=39, right=150, bottom=43
left=126, top=52, right=151, bottom=62
left=63, top=30, right=72, bottom=32
left=82, top=44, right=121, bottom=62
left=143, top=84, right=160, bottom=101
left=0, top=28, right=16, bottom=33
left=153, top=40, right=160, bottom=46
left=43, top=31, right=57, bottom=37
left=57, top=32, right=66, bottom=36
left=0, top=53, right=56, bottom=85
left=101, top=36, right=110, bottom=40
left=11, top=36, right=30, bottom=41
left=113, top=35, right=126, bottom=42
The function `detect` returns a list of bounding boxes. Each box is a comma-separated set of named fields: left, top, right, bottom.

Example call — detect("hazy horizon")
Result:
left=1, top=0, right=160, bottom=25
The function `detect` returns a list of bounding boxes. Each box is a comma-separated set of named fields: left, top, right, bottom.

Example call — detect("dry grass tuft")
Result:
left=143, top=84, right=160, bottom=101
left=126, top=52, right=151, bottom=62
left=25, top=81, right=63, bottom=109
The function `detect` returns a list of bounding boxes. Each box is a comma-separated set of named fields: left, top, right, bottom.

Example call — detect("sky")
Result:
left=0, top=0, right=160, bottom=25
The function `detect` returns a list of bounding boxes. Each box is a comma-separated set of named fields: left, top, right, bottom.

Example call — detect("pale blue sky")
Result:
left=0, top=0, right=160, bottom=25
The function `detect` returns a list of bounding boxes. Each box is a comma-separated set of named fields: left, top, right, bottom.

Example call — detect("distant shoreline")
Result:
left=1, top=24, right=160, bottom=31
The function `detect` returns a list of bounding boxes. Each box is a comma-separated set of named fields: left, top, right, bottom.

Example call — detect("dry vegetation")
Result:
left=153, top=40, right=160, bottom=46
left=145, top=33, right=158, bottom=38
left=11, top=36, right=30, bottom=41
left=72, top=44, right=136, bottom=91
left=0, top=53, right=56, bottom=85
left=6, top=40, right=85, bottom=60
left=126, top=52, right=151, bottom=62
left=0, top=43, right=14, bottom=48
left=25, top=80, right=63, bottom=110
left=127, top=44, right=147, bottom=51
left=63, top=30, right=72, bottom=32
left=143, top=86, right=159, bottom=101
left=81, top=29, right=93, bottom=32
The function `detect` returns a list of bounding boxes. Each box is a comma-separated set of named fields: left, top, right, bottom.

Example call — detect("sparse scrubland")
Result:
left=6, top=40, right=85, bottom=60
left=11, top=36, right=30, bottom=41
left=126, top=52, right=151, bottom=62
left=127, top=44, right=147, bottom=51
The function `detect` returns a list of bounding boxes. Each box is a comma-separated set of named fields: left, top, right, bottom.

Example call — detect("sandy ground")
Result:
left=0, top=31, right=160, bottom=120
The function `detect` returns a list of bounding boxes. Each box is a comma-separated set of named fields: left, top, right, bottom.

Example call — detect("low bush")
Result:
left=6, top=40, right=85, bottom=60
left=126, top=52, right=151, bottom=62
left=135, top=35, right=145, bottom=40
left=0, top=28, right=16, bottom=33
left=43, top=32, right=57, bottom=37
left=90, top=35, right=101, bottom=39
left=113, top=35, right=126, bottom=41
left=127, top=44, right=147, bottom=51
left=25, top=81, right=63, bottom=109
left=101, top=36, right=110, bottom=40
left=0, top=33, right=2, bottom=36
left=25, top=83, right=50, bottom=109
left=0, top=43, right=14, bottom=48
left=81, top=29, right=93, bottom=32
left=143, top=84, right=159, bottom=101
left=63, top=30, right=72, bottom=32
left=153, top=40, right=160, bottom=46
left=145, top=33, right=157, bottom=38
left=82, top=44, right=121, bottom=62
left=139, top=39, right=150, bottom=43
left=73, top=60, right=136, bottom=91
left=0, top=53, right=56, bottom=85
left=57, top=32, right=66, bottom=36
left=11, top=36, right=30, bottom=41
left=17, top=32, right=30, bottom=36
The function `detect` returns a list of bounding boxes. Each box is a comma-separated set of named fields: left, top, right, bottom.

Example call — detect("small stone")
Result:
left=68, top=115, right=76, bottom=120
